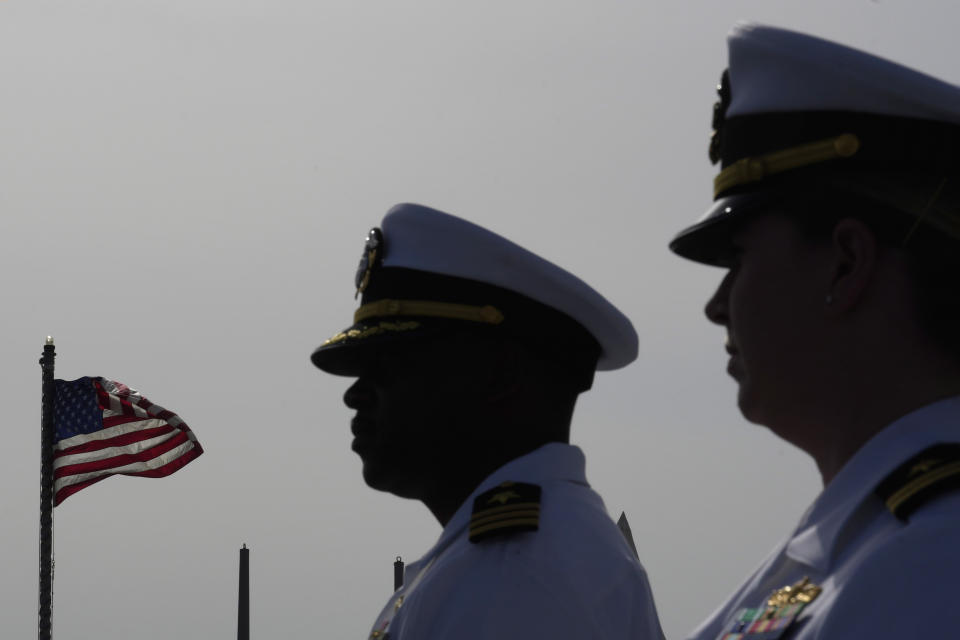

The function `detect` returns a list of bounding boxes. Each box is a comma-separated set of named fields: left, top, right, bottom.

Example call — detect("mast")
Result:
left=38, top=337, right=56, bottom=640
left=238, top=544, right=249, bottom=640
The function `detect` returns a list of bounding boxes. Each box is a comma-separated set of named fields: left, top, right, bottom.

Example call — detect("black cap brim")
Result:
left=310, top=318, right=450, bottom=376
left=669, top=190, right=787, bottom=266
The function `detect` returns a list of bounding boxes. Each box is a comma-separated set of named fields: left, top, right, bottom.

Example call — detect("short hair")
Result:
left=779, top=187, right=960, bottom=363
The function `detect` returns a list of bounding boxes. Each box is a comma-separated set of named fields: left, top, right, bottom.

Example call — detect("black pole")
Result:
left=38, top=337, right=56, bottom=640
left=238, top=544, right=249, bottom=640
left=394, top=556, right=404, bottom=591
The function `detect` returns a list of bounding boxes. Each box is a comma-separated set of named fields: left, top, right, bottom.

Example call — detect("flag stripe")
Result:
left=104, top=413, right=159, bottom=428
left=124, top=445, right=202, bottom=478
left=54, top=456, right=197, bottom=505
left=55, top=418, right=172, bottom=451
left=55, top=476, right=111, bottom=505
left=54, top=430, right=189, bottom=478
left=54, top=440, right=198, bottom=495
left=53, top=427, right=180, bottom=470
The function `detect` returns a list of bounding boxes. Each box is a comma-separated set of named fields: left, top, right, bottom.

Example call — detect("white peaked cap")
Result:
left=378, top=204, right=638, bottom=370
left=726, top=22, right=960, bottom=122
left=669, top=22, right=960, bottom=265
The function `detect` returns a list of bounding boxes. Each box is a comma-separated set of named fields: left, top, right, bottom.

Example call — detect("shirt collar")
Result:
left=785, top=395, right=960, bottom=571
left=403, top=443, right=587, bottom=577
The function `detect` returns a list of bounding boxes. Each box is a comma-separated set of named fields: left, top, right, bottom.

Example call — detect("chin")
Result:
left=360, top=458, right=419, bottom=499
left=359, top=455, right=390, bottom=489
left=738, top=389, right=807, bottom=442
left=736, top=386, right=769, bottom=426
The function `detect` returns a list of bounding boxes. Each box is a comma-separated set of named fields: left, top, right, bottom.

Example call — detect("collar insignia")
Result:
left=487, top=489, right=521, bottom=505
left=355, top=227, right=384, bottom=299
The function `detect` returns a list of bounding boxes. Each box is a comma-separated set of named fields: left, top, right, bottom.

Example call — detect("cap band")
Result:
left=354, top=299, right=505, bottom=325
left=714, top=133, right=860, bottom=198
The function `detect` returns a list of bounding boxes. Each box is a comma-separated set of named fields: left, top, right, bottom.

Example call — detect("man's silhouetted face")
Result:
left=342, top=331, right=494, bottom=499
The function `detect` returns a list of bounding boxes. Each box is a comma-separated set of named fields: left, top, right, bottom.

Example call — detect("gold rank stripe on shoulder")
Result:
left=470, top=503, right=540, bottom=536
left=469, top=481, right=541, bottom=543
left=875, top=444, right=960, bottom=521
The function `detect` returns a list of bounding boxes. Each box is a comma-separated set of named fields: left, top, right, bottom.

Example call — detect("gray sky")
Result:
left=2, top=1, right=958, bottom=638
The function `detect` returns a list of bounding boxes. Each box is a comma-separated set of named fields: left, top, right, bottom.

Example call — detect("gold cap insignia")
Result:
left=355, top=227, right=384, bottom=299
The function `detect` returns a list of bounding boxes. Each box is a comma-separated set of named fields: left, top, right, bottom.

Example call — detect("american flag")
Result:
left=53, top=377, right=203, bottom=506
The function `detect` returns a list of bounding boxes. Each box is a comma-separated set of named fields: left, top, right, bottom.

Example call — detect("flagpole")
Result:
left=38, top=337, right=56, bottom=640
left=238, top=544, right=249, bottom=640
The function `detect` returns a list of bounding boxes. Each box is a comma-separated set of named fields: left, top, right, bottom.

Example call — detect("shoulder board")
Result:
left=469, top=481, right=541, bottom=543
left=875, top=443, right=960, bottom=521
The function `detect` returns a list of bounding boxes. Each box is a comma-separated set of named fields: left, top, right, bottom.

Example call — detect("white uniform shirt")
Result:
left=367, top=443, right=665, bottom=640
left=688, top=396, right=960, bottom=640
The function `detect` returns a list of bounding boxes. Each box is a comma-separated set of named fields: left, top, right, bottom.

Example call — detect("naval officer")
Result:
left=671, top=23, right=960, bottom=639
left=312, top=203, right=664, bottom=640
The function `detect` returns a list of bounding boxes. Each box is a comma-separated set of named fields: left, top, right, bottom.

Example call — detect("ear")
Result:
left=826, top=218, right=880, bottom=312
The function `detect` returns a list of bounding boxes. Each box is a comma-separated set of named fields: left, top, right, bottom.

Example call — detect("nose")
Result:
left=343, top=376, right=375, bottom=410
left=704, top=270, right=733, bottom=326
